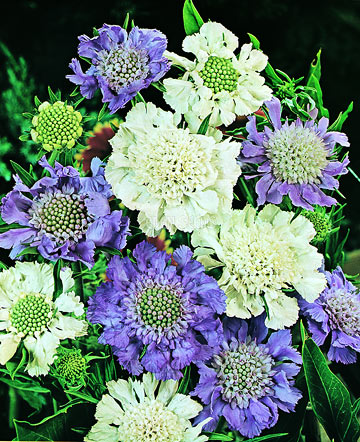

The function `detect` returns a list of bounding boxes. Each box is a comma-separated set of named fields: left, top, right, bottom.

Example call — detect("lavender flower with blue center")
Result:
left=299, top=266, right=360, bottom=364
left=87, top=240, right=226, bottom=380
left=192, top=315, right=302, bottom=439
left=67, top=24, right=170, bottom=113
left=239, top=97, right=349, bottom=210
left=0, top=157, right=129, bottom=267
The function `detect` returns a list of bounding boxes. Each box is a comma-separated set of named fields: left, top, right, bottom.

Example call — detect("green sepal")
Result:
left=247, top=33, right=260, bottom=50
left=183, top=0, right=204, bottom=35
left=328, top=101, right=353, bottom=132
left=10, top=160, right=36, bottom=187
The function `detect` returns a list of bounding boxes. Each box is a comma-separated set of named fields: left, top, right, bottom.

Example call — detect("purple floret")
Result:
left=192, top=314, right=302, bottom=439
left=239, top=97, right=349, bottom=210
left=299, top=266, right=360, bottom=364
left=0, top=156, right=129, bottom=267
left=67, top=24, right=170, bottom=113
left=87, top=241, right=226, bottom=380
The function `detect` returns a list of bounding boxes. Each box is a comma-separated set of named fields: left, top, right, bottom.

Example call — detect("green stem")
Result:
left=71, top=261, right=84, bottom=302
left=8, top=387, right=18, bottom=429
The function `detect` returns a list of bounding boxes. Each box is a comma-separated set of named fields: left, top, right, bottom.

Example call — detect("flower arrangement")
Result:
left=0, top=2, right=359, bottom=441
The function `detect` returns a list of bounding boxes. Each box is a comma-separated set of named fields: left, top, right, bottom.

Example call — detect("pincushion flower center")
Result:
left=10, top=293, right=53, bottom=336
left=29, top=192, right=91, bottom=243
left=214, top=341, right=274, bottom=407
left=120, top=400, right=183, bottom=442
left=325, top=289, right=360, bottom=336
left=56, top=350, right=87, bottom=383
left=96, top=46, right=150, bottom=93
left=199, top=56, right=239, bottom=93
left=265, top=125, right=329, bottom=184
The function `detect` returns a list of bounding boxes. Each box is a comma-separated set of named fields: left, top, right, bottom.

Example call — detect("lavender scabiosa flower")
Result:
left=87, top=240, right=226, bottom=380
left=67, top=24, right=170, bottom=113
left=239, top=97, right=349, bottom=210
left=192, top=315, right=302, bottom=439
left=0, top=157, right=129, bottom=267
left=299, top=266, right=360, bottom=364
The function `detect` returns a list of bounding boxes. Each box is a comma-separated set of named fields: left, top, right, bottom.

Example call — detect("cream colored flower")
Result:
left=163, top=22, right=272, bottom=129
left=105, top=102, right=241, bottom=236
left=192, top=205, right=327, bottom=329
left=0, top=262, right=87, bottom=376
left=85, top=372, right=209, bottom=442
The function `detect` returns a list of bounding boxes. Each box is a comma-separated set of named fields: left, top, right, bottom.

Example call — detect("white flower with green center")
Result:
left=192, top=204, right=327, bottom=329
left=31, top=101, right=83, bottom=151
left=85, top=372, right=210, bottom=442
left=163, top=22, right=272, bottom=130
left=105, top=102, right=241, bottom=236
left=0, top=262, right=87, bottom=376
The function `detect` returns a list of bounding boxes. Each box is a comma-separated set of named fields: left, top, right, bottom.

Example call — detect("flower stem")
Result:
left=71, top=261, right=84, bottom=302
left=8, top=387, right=18, bottom=429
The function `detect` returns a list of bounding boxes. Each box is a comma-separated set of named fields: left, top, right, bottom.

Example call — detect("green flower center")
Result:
left=29, top=192, right=91, bottom=243
left=265, top=125, right=329, bottom=184
left=137, top=287, right=182, bottom=329
left=10, top=293, right=53, bottom=336
left=199, top=56, right=238, bottom=94
left=32, top=102, right=83, bottom=151
left=56, top=350, right=86, bottom=383
left=303, top=211, right=332, bottom=244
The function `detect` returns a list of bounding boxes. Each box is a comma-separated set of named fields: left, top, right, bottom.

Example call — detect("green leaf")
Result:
left=10, top=160, right=35, bottom=187
left=265, top=62, right=283, bottom=86
left=0, top=376, right=50, bottom=394
left=64, top=389, right=99, bottom=404
left=98, top=246, right=123, bottom=256
left=247, top=33, right=260, bottom=50
left=19, top=134, right=30, bottom=141
left=0, top=222, right=24, bottom=233
left=302, top=334, right=360, bottom=441
left=208, top=434, right=233, bottom=441
left=16, top=246, right=38, bottom=257
left=308, top=49, right=322, bottom=82
left=306, top=50, right=329, bottom=118
left=328, top=101, right=353, bottom=132
left=123, top=12, right=130, bottom=30
left=183, top=0, right=204, bottom=35
left=98, top=102, right=108, bottom=121
left=246, top=434, right=288, bottom=441
left=197, top=113, right=211, bottom=135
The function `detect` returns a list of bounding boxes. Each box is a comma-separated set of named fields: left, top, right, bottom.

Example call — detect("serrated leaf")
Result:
left=328, top=101, right=353, bottom=132
left=197, top=113, right=211, bottom=135
left=302, top=334, right=360, bottom=441
left=248, top=33, right=260, bottom=50
left=10, top=160, right=35, bottom=187
left=183, top=0, right=204, bottom=35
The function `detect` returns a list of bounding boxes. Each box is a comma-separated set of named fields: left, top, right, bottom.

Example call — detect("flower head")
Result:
left=163, top=22, right=272, bottom=129
left=0, top=263, right=87, bottom=376
left=87, top=240, right=226, bottom=380
left=31, top=101, right=83, bottom=151
left=85, top=372, right=209, bottom=442
left=67, top=24, right=170, bottom=113
left=52, top=347, right=87, bottom=385
left=192, top=315, right=302, bottom=439
left=192, top=204, right=326, bottom=329
left=0, top=156, right=129, bottom=267
left=105, top=102, right=241, bottom=236
left=302, top=208, right=333, bottom=245
left=299, top=266, right=360, bottom=364
left=239, top=97, right=349, bottom=210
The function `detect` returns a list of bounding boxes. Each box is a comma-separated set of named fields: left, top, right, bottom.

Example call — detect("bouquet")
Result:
left=0, top=1, right=359, bottom=441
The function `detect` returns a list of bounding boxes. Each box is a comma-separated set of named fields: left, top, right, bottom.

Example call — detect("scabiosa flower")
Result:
left=192, top=315, right=302, bottom=438
left=52, top=347, right=87, bottom=386
left=0, top=156, right=129, bottom=267
left=299, top=266, right=360, bottom=364
left=302, top=207, right=333, bottom=245
left=105, top=102, right=241, bottom=236
left=163, top=22, right=272, bottom=129
left=239, top=97, right=349, bottom=210
left=87, top=240, right=226, bottom=380
left=31, top=101, right=83, bottom=152
left=85, top=372, right=209, bottom=442
left=192, top=204, right=326, bottom=329
left=0, top=262, right=87, bottom=376
left=67, top=24, right=170, bottom=113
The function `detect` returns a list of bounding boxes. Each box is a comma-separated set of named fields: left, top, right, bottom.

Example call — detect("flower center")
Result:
left=29, top=191, right=91, bottom=243
left=96, top=46, right=150, bottom=93
left=132, top=129, right=212, bottom=201
left=199, top=56, right=238, bottom=93
left=137, top=287, right=182, bottom=329
left=214, top=341, right=274, bottom=408
left=265, top=125, right=329, bottom=184
left=56, top=349, right=86, bottom=384
left=33, top=102, right=83, bottom=150
left=303, top=211, right=332, bottom=244
left=324, top=289, right=360, bottom=336
left=120, top=400, right=184, bottom=442
left=10, top=293, right=53, bottom=336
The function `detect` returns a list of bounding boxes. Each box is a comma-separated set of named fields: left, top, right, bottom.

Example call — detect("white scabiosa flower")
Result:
left=85, top=372, right=210, bottom=442
left=192, top=204, right=327, bottom=329
left=0, top=262, right=87, bottom=376
left=105, top=102, right=241, bottom=236
left=163, top=22, right=272, bottom=130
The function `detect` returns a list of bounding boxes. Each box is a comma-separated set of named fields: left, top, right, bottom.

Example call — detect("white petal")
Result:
left=264, top=292, right=299, bottom=330
left=85, top=421, right=120, bottom=442
left=0, top=333, right=21, bottom=365
left=107, top=379, right=138, bottom=409
left=156, top=378, right=178, bottom=405
left=167, top=393, right=203, bottom=420
left=49, top=315, right=87, bottom=340
left=54, top=291, right=84, bottom=316
left=24, top=332, right=59, bottom=376
left=142, top=372, right=159, bottom=401
left=59, top=267, right=75, bottom=293
left=164, top=50, right=195, bottom=70
left=95, top=394, right=123, bottom=425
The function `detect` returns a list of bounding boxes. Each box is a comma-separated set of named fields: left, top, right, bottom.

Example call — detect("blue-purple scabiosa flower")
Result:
left=67, top=24, right=170, bottom=113
left=239, top=97, right=349, bottom=210
left=87, top=240, right=226, bottom=380
left=192, top=315, right=302, bottom=439
left=299, top=266, right=360, bottom=364
left=0, top=157, right=129, bottom=267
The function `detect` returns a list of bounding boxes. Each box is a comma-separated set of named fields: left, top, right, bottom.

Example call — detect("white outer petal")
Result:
left=85, top=421, right=120, bottom=442
left=54, top=291, right=84, bottom=316
left=0, top=333, right=21, bottom=365
left=264, top=291, right=300, bottom=330
left=24, top=331, right=59, bottom=376
left=95, top=394, right=124, bottom=425
left=167, top=393, right=203, bottom=420
left=49, top=314, right=87, bottom=340
left=59, top=267, right=75, bottom=293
